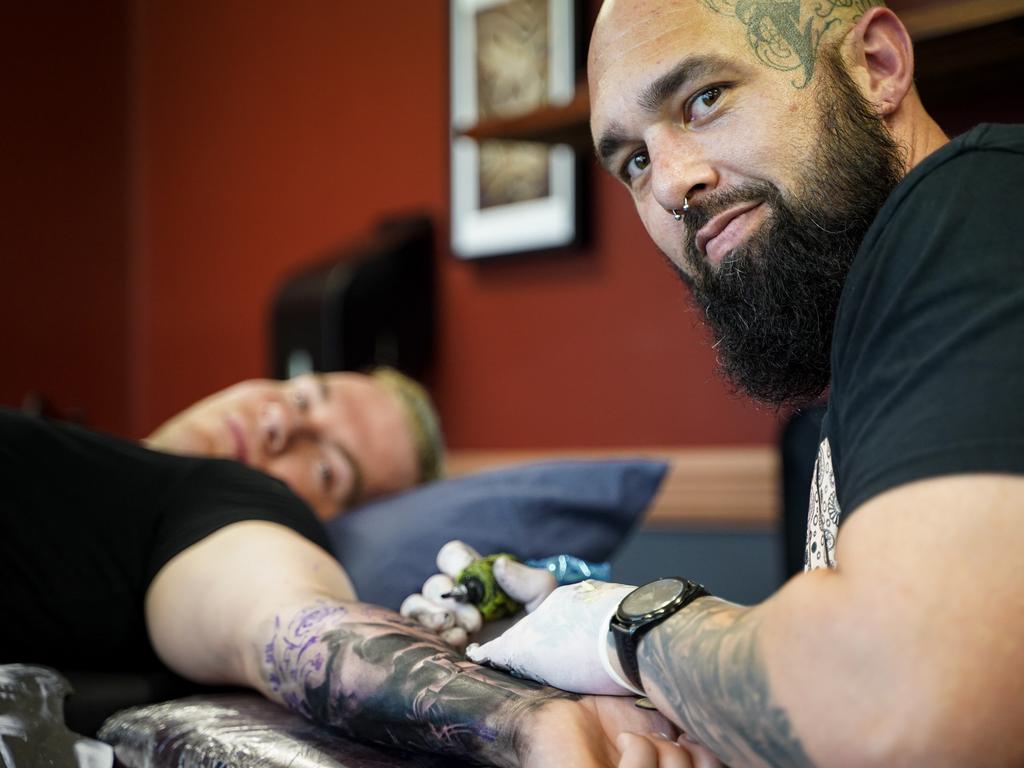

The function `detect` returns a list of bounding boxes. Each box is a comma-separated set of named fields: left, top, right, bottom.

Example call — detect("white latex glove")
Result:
left=400, top=540, right=483, bottom=648
left=400, top=540, right=558, bottom=648
left=466, top=579, right=641, bottom=696
left=491, top=553, right=560, bottom=612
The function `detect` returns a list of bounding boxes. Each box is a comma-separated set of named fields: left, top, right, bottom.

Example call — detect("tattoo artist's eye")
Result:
left=622, top=149, right=650, bottom=182
left=688, top=85, right=725, bottom=122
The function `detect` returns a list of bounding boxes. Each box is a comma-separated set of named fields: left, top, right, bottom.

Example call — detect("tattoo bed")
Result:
left=2, top=663, right=460, bottom=768
left=100, top=693, right=457, bottom=768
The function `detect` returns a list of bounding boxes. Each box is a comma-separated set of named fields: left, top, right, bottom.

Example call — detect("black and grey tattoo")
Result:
left=260, top=599, right=577, bottom=767
left=639, top=598, right=816, bottom=768
left=701, top=0, right=881, bottom=87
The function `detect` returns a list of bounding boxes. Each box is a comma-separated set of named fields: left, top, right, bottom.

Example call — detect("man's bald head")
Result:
left=587, top=0, right=942, bottom=182
left=589, top=0, right=879, bottom=92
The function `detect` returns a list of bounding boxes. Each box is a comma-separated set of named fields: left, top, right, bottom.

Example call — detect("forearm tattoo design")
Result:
left=260, top=600, right=577, bottom=767
left=639, top=598, right=815, bottom=768
left=701, top=0, right=882, bottom=87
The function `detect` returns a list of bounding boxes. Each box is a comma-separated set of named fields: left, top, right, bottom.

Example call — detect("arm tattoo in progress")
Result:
left=260, top=599, right=577, bottom=767
left=639, top=598, right=816, bottom=768
left=701, top=0, right=882, bottom=87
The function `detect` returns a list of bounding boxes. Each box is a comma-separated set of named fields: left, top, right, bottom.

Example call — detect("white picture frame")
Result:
left=450, top=0, right=578, bottom=259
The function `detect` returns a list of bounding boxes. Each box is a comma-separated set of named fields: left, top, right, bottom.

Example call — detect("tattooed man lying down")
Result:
left=0, top=395, right=675, bottom=766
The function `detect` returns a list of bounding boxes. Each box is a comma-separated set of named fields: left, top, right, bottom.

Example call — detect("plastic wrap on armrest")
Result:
left=0, top=664, right=113, bottom=767
left=98, top=693, right=461, bottom=768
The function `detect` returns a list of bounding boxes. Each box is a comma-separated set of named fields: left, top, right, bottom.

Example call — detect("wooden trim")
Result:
left=898, top=0, right=1024, bottom=42
left=460, top=84, right=592, bottom=151
left=445, top=447, right=780, bottom=529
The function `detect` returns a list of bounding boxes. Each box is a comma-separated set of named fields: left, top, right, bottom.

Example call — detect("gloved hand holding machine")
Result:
left=401, top=540, right=710, bottom=698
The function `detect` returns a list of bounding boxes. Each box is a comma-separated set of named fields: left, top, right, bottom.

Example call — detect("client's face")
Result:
left=146, top=373, right=420, bottom=520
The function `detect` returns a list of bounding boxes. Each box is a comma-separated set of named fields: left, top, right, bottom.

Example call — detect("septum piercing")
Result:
left=672, top=198, right=689, bottom=220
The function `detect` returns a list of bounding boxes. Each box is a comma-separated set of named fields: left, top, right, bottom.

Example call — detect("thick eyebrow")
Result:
left=594, top=54, right=732, bottom=170
left=596, top=123, right=631, bottom=170
left=305, top=374, right=363, bottom=507
left=334, top=441, right=365, bottom=510
left=638, top=54, right=725, bottom=112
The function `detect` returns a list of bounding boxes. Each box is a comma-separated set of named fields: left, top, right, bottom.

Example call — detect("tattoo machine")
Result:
left=442, top=553, right=523, bottom=621
left=442, top=553, right=613, bottom=622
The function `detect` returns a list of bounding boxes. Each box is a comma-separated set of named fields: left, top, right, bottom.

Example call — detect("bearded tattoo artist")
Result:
left=433, top=1, right=1024, bottom=766
left=0, top=371, right=673, bottom=767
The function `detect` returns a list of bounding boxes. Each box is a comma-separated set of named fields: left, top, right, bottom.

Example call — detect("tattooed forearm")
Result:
left=258, top=599, right=577, bottom=767
left=701, top=0, right=883, bottom=87
left=638, top=597, right=815, bottom=768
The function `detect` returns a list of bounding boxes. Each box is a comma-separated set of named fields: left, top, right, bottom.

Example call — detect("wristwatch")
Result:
left=609, top=577, right=710, bottom=693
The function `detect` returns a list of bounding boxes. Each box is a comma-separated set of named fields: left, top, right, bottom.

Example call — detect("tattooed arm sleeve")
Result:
left=637, top=475, right=1024, bottom=768
left=146, top=521, right=581, bottom=768
left=636, top=596, right=817, bottom=768
left=253, top=598, right=576, bottom=767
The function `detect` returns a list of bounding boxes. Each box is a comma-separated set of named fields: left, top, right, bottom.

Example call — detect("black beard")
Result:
left=675, top=47, right=905, bottom=407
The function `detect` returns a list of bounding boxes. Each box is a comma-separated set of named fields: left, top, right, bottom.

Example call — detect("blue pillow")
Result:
left=326, top=459, right=668, bottom=610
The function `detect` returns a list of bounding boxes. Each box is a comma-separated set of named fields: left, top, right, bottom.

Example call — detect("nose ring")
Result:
left=671, top=197, right=689, bottom=220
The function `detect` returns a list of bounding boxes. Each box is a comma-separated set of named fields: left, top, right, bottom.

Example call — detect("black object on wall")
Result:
left=270, top=215, right=434, bottom=380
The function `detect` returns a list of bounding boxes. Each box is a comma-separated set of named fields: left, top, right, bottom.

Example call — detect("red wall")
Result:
left=6, top=4, right=1021, bottom=453
left=130, top=0, right=780, bottom=448
left=1, top=1, right=793, bottom=448
left=1, top=2, right=131, bottom=435
left=130, top=0, right=463, bottom=438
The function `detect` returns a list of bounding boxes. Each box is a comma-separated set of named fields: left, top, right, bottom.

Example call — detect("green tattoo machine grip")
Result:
left=443, top=554, right=523, bottom=621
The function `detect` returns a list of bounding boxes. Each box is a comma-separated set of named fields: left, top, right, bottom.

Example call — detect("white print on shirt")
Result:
left=806, top=438, right=841, bottom=571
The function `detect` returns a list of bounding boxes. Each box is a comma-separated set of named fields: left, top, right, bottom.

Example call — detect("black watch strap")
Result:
left=609, top=618, right=644, bottom=693
left=610, top=578, right=710, bottom=693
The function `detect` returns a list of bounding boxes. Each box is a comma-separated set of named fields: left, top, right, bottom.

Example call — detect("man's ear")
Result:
left=842, top=6, right=914, bottom=118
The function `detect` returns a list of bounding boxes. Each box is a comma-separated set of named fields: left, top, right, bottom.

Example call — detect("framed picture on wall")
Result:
left=449, top=0, right=578, bottom=259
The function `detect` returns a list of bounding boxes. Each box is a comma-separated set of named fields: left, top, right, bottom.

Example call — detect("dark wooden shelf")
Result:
left=457, top=0, right=1024, bottom=151
left=459, top=84, right=592, bottom=152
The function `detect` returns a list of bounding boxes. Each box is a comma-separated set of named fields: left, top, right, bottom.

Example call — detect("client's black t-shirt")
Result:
left=0, top=409, right=329, bottom=673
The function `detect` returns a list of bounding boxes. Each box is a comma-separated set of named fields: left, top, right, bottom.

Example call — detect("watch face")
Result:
left=621, top=578, right=685, bottom=620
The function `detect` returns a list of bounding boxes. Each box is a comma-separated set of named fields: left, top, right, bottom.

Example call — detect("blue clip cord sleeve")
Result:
left=524, top=554, right=611, bottom=585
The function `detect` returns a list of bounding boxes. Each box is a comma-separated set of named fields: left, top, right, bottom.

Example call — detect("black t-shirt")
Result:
left=0, top=409, right=329, bottom=673
left=807, top=124, right=1024, bottom=569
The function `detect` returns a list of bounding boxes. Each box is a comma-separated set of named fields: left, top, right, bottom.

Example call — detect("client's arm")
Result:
left=144, top=521, right=670, bottom=767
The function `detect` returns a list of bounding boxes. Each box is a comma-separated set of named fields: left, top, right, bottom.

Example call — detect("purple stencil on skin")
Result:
left=258, top=597, right=580, bottom=764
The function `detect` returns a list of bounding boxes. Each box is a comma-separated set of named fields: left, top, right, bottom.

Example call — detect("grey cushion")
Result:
left=327, top=459, right=668, bottom=610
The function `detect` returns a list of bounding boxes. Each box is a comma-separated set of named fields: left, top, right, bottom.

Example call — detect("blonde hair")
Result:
left=370, top=367, right=445, bottom=483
